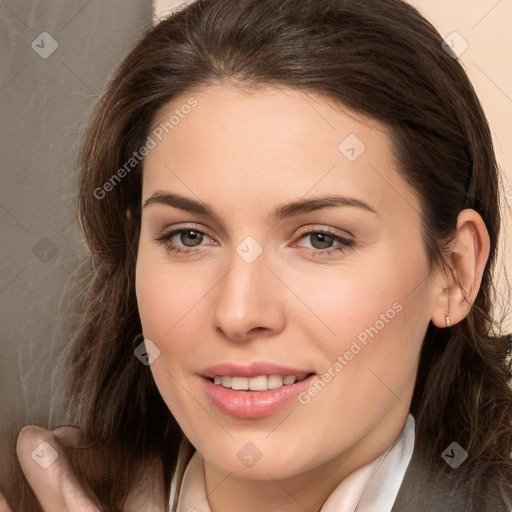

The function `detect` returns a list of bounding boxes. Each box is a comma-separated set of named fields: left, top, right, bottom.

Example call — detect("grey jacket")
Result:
left=391, top=442, right=511, bottom=511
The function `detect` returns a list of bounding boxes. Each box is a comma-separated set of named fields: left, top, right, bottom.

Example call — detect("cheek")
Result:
left=289, top=256, right=427, bottom=355
left=135, top=254, right=205, bottom=427
left=288, top=270, right=429, bottom=460
left=136, top=250, right=210, bottom=343
left=294, top=244, right=431, bottom=390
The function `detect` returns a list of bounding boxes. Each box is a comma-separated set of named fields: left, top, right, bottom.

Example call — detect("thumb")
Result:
left=16, top=425, right=100, bottom=512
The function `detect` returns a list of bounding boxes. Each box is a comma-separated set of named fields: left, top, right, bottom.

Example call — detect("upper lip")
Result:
left=201, top=362, right=315, bottom=379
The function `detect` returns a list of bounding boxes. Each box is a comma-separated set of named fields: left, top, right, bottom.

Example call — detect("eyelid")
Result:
left=293, top=224, right=354, bottom=241
left=159, top=222, right=215, bottom=240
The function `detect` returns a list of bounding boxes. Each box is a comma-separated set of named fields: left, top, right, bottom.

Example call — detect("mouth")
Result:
left=201, top=364, right=317, bottom=419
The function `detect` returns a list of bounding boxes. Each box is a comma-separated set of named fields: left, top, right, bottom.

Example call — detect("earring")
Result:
left=445, top=314, right=451, bottom=327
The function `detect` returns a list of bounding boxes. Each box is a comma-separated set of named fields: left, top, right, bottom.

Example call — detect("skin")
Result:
left=14, top=82, right=490, bottom=511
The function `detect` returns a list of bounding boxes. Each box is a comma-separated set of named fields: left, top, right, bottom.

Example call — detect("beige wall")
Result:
left=154, top=0, right=512, bottom=329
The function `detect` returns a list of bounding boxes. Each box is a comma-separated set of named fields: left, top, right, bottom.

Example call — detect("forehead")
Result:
left=143, top=82, right=421, bottom=221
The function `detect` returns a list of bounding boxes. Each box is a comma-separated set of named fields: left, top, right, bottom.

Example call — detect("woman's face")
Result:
left=136, top=83, right=440, bottom=480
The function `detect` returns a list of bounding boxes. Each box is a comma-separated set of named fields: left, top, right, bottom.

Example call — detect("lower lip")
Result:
left=203, top=374, right=316, bottom=419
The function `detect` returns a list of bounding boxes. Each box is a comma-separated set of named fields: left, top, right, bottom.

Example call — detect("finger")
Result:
left=52, top=425, right=83, bottom=447
left=0, top=492, right=14, bottom=512
left=16, top=425, right=100, bottom=512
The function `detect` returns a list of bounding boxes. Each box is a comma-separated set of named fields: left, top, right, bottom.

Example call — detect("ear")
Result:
left=431, top=209, right=490, bottom=328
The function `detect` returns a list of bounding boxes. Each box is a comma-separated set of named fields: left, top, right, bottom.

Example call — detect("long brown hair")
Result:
left=8, top=0, right=512, bottom=509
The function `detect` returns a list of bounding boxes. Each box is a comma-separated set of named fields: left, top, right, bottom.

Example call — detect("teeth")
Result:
left=212, top=374, right=308, bottom=391
left=267, top=375, right=284, bottom=389
left=248, top=375, right=267, bottom=391
left=231, top=377, right=249, bottom=390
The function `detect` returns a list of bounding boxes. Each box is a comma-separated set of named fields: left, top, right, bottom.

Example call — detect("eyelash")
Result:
left=155, top=226, right=355, bottom=258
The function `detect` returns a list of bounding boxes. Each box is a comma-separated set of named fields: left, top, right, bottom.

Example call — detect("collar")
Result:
left=175, top=414, right=415, bottom=512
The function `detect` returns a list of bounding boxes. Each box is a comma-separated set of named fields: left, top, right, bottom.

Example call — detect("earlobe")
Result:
left=431, top=209, right=490, bottom=328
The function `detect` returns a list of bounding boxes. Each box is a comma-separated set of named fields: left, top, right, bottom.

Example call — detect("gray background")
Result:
left=0, top=0, right=152, bottom=470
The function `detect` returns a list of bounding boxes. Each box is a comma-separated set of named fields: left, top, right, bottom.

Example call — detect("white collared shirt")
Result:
left=174, top=414, right=415, bottom=512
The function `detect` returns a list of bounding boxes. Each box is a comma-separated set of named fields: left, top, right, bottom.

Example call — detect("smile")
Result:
left=212, top=374, right=309, bottom=391
left=203, top=372, right=317, bottom=419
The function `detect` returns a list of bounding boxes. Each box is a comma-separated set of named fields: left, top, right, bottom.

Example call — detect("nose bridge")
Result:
left=212, top=239, right=284, bottom=340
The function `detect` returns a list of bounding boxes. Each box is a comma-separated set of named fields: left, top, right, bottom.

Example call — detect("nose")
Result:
left=211, top=246, right=286, bottom=343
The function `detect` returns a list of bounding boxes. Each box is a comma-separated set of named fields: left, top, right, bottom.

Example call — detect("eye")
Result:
left=292, top=228, right=355, bottom=257
left=155, top=227, right=214, bottom=254
left=155, top=225, right=354, bottom=257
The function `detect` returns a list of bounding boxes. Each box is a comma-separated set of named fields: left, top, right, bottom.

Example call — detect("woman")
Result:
left=6, top=0, right=512, bottom=510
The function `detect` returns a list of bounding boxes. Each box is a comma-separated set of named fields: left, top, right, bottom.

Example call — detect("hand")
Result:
left=16, top=426, right=166, bottom=511
left=16, top=425, right=101, bottom=511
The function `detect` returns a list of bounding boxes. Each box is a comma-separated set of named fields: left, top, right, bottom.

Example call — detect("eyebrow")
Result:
left=143, top=191, right=378, bottom=221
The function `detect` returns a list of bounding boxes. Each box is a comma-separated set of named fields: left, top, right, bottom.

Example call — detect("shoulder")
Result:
left=391, top=440, right=512, bottom=512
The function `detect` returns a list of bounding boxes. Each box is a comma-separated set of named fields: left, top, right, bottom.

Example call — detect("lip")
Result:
left=201, top=363, right=316, bottom=419
left=201, top=362, right=314, bottom=379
